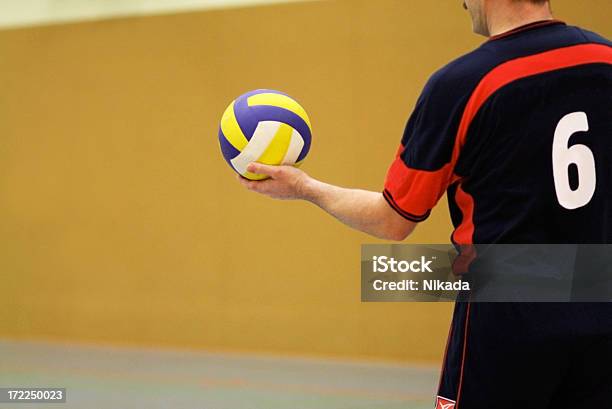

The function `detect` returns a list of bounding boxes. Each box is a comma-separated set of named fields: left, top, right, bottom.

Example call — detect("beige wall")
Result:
left=0, top=0, right=610, bottom=362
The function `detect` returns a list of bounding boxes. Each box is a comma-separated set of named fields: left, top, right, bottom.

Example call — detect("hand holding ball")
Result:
left=218, top=89, right=312, bottom=180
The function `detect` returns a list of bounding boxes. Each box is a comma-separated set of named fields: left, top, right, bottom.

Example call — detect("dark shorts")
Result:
left=436, top=302, right=612, bottom=409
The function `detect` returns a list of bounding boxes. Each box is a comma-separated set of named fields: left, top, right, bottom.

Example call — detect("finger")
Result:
left=238, top=176, right=269, bottom=193
left=237, top=175, right=259, bottom=190
left=247, top=162, right=279, bottom=177
left=237, top=175, right=250, bottom=187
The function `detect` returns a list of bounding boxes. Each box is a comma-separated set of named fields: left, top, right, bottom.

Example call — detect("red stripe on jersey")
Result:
left=451, top=43, right=612, bottom=164
left=449, top=43, right=612, bottom=243
left=455, top=302, right=472, bottom=408
left=437, top=316, right=455, bottom=394
left=385, top=43, right=611, bottom=226
left=383, top=189, right=431, bottom=222
left=452, top=185, right=475, bottom=245
left=384, top=161, right=459, bottom=220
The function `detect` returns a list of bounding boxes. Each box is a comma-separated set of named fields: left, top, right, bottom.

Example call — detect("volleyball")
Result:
left=218, top=89, right=312, bottom=180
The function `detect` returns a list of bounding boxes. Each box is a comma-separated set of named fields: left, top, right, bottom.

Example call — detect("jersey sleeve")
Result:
left=383, top=67, right=471, bottom=222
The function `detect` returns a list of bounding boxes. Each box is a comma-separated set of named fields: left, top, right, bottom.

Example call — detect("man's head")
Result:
left=463, top=0, right=551, bottom=37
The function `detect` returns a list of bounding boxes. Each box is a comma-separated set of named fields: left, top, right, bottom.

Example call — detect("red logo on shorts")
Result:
left=435, top=396, right=456, bottom=409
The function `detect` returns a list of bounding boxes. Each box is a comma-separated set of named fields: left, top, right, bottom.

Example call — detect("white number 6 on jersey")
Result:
left=552, top=111, right=596, bottom=210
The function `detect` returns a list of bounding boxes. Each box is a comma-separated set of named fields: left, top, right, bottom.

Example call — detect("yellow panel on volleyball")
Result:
left=258, top=123, right=293, bottom=165
left=242, top=171, right=269, bottom=181
left=220, top=101, right=248, bottom=151
left=247, top=93, right=312, bottom=130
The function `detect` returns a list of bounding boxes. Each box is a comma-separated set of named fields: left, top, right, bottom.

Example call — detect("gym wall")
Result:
left=0, top=0, right=609, bottom=362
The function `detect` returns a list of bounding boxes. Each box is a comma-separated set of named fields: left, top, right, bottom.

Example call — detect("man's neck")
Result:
left=487, top=3, right=554, bottom=37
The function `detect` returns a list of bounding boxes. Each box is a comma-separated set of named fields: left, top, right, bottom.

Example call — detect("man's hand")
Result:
left=237, top=162, right=416, bottom=241
left=238, top=163, right=312, bottom=200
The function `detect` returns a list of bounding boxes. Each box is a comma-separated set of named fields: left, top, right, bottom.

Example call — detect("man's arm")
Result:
left=238, top=163, right=416, bottom=241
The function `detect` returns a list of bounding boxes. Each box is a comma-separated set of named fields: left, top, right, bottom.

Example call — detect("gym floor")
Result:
left=0, top=340, right=438, bottom=409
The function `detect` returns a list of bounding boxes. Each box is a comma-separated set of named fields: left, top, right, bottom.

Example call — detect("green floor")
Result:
left=0, top=340, right=438, bottom=409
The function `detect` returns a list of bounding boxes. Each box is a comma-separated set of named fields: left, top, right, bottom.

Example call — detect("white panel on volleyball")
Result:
left=231, top=121, right=304, bottom=174
left=281, top=129, right=305, bottom=165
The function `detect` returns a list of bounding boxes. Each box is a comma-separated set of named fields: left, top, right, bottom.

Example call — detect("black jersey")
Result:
left=383, top=20, right=612, bottom=244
